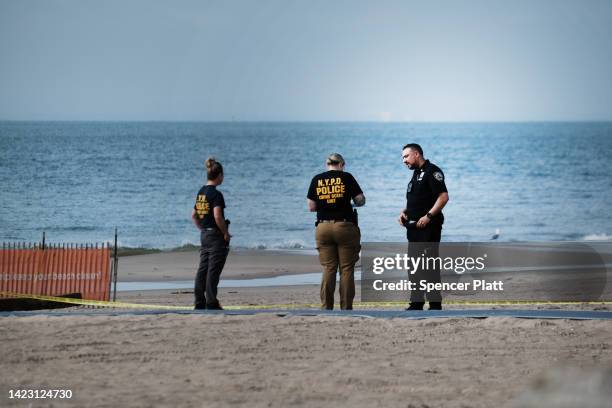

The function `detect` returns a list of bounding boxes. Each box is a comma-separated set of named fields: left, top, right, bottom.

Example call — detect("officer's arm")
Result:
left=307, top=199, right=317, bottom=212
left=213, top=206, right=229, bottom=236
left=353, top=194, right=366, bottom=207
left=191, top=209, right=202, bottom=231
left=429, top=192, right=449, bottom=216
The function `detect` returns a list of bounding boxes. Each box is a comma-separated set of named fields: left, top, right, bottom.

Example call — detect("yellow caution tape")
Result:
left=2, top=291, right=611, bottom=311
left=1, top=292, right=191, bottom=310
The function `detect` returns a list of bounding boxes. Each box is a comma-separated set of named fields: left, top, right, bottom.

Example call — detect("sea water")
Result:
left=1, top=121, right=611, bottom=249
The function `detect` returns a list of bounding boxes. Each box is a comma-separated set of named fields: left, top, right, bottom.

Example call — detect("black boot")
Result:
left=429, top=302, right=442, bottom=310
left=206, top=303, right=224, bottom=310
left=405, top=302, right=424, bottom=311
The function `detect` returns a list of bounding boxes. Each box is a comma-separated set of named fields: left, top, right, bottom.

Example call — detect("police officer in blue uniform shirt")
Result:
left=398, top=143, right=449, bottom=310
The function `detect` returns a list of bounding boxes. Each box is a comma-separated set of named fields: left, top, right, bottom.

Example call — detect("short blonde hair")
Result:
left=326, top=153, right=345, bottom=166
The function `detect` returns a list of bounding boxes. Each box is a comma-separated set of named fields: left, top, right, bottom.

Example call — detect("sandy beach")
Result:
left=1, top=248, right=611, bottom=408
left=2, top=313, right=611, bottom=408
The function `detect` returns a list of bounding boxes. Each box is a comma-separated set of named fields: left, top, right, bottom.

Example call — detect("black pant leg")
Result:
left=407, top=222, right=443, bottom=303
left=425, top=224, right=442, bottom=302
left=407, top=227, right=428, bottom=303
left=205, top=236, right=229, bottom=307
left=194, top=233, right=210, bottom=308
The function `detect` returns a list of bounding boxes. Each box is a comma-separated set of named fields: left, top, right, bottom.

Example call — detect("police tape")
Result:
left=0, top=292, right=191, bottom=310
left=1, top=291, right=612, bottom=310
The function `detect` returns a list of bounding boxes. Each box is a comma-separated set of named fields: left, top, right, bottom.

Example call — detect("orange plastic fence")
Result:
left=0, top=245, right=111, bottom=301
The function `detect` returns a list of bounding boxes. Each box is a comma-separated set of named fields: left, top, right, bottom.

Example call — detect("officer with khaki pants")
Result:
left=307, top=153, right=365, bottom=310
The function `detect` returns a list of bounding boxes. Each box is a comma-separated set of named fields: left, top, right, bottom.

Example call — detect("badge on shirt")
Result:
left=433, top=171, right=444, bottom=181
left=417, top=171, right=425, bottom=181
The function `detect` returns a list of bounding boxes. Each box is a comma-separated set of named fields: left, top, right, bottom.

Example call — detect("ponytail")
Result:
left=205, top=157, right=223, bottom=180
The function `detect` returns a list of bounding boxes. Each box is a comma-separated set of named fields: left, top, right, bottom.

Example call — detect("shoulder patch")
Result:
left=433, top=171, right=444, bottom=182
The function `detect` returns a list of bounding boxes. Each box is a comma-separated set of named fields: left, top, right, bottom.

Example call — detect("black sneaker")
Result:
left=429, top=302, right=442, bottom=310
left=206, top=304, right=224, bottom=310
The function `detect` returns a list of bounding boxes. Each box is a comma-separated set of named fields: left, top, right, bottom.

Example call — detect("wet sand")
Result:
left=118, top=248, right=321, bottom=282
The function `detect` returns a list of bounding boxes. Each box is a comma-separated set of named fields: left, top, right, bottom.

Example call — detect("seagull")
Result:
left=491, top=228, right=500, bottom=240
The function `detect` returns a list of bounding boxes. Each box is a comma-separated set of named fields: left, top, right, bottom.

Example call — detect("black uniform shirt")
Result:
left=307, top=170, right=363, bottom=221
left=405, top=160, right=447, bottom=221
left=193, top=185, right=225, bottom=229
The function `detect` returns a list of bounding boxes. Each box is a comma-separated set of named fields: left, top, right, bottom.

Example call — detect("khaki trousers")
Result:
left=315, top=221, right=361, bottom=310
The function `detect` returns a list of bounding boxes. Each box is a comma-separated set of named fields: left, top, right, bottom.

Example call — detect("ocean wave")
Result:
left=582, top=233, right=611, bottom=241
left=117, top=240, right=315, bottom=255
left=244, top=239, right=312, bottom=250
left=0, top=236, right=25, bottom=241
left=116, top=243, right=201, bottom=256
left=45, top=226, right=98, bottom=232
left=169, top=243, right=200, bottom=251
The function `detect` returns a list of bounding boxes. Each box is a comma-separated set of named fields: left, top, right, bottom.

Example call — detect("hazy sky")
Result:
left=1, top=0, right=612, bottom=121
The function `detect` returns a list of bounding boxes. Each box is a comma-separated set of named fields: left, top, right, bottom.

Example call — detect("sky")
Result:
left=1, top=0, right=612, bottom=121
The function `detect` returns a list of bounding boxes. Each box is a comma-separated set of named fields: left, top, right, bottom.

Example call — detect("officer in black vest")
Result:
left=398, top=144, right=449, bottom=310
left=191, top=157, right=231, bottom=310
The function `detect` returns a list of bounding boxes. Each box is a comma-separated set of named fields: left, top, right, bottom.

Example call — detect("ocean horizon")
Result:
left=2, top=121, right=611, bottom=249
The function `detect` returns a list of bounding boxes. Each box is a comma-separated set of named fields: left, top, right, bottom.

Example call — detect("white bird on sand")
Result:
left=491, top=228, right=500, bottom=240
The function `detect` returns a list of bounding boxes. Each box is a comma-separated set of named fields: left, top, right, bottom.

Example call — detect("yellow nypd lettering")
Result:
left=195, top=194, right=210, bottom=218
left=316, top=178, right=345, bottom=203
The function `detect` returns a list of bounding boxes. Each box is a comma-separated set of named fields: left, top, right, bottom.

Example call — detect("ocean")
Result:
left=1, top=121, right=611, bottom=249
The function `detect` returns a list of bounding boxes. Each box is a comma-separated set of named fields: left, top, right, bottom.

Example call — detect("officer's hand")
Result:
left=224, top=233, right=232, bottom=242
left=417, top=215, right=430, bottom=229
left=398, top=212, right=408, bottom=226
